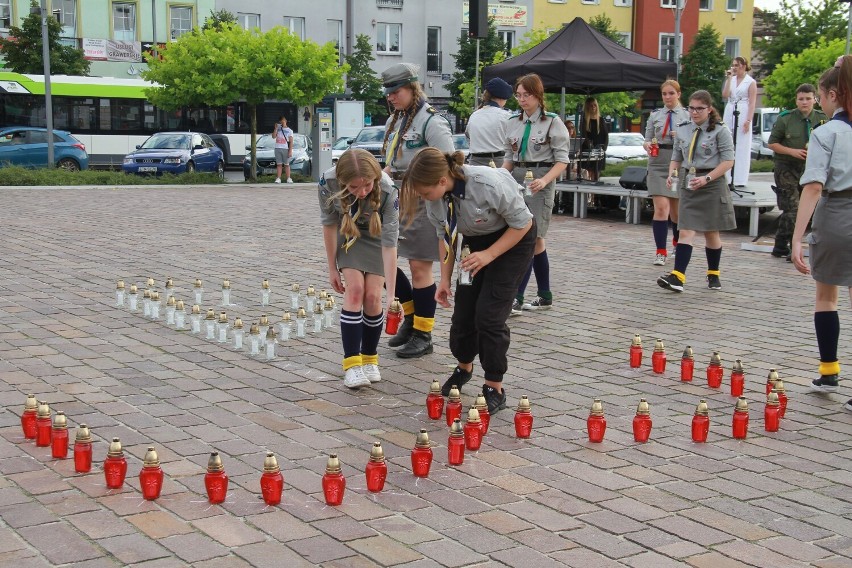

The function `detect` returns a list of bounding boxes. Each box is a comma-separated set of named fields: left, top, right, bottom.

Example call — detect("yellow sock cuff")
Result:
left=343, top=355, right=362, bottom=371
left=671, top=270, right=686, bottom=283
left=362, top=354, right=378, bottom=366
left=819, top=361, right=840, bottom=376
left=413, top=316, right=435, bottom=332
left=707, top=270, right=720, bottom=276
left=402, top=301, right=414, bottom=316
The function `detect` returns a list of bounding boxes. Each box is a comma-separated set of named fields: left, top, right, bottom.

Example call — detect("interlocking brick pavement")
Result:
left=0, top=182, right=851, bottom=566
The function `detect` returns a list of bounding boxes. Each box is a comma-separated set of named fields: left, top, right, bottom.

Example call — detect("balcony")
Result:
left=377, top=0, right=403, bottom=8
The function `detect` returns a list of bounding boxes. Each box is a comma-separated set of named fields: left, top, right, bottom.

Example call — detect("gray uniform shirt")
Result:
left=644, top=106, right=690, bottom=144
left=318, top=168, right=400, bottom=247
left=672, top=119, right=735, bottom=169
left=503, top=109, right=571, bottom=164
left=386, top=102, right=454, bottom=173
left=800, top=111, right=852, bottom=193
left=465, top=104, right=510, bottom=153
left=425, top=165, right=533, bottom=238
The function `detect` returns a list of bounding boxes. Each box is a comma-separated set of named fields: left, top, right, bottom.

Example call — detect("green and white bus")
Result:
left=0, top=72, right=297, bottom=167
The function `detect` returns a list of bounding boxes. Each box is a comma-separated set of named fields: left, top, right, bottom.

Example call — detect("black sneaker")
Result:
left=844, top=399, right=852, bottom=412
left=441, top=366, right=473, bottom=396
left=510, top=299, right=523, bottom=316
left=771, top=248, right=791, bottom=258
left=482, top=385, right=507, bottom=414
left=523, top=296, right=552, bottom=310
left=707, top=275, right=722, bottom=290
left=396, top=330, right=433, bottom=359
left=657, top=273, right=684, bottom=293
left=810, top=374, right=840, bottom=393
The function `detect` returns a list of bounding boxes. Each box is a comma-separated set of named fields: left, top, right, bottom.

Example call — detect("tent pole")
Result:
left=474, top=39, right=481, bottom=113
left=674, top=1, right=682, bottom=80
left=561, top=88, right=566, bottom=121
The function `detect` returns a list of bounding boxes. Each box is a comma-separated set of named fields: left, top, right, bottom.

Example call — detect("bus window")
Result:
left=112, top=100, right=143, bottom=131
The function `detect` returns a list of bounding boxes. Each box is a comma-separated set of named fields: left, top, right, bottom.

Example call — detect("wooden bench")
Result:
left=555, top=181, right=776, bottom=237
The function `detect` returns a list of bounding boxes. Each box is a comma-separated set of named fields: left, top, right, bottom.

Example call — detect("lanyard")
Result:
left=442, top=196, right=457, bottom=264
left=687, top=127, right=701, bottom=167
left=661, top=110, right=673, bottom=138
left=342, top=199, right=360, bottom=252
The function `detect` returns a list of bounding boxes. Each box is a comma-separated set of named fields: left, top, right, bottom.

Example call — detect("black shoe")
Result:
left=707, top=275, right=722, bottom=290
left=523, top=296, right=553, bottom=310
left=771, top=248, right=791, bottom=258
left=510, top=299, right=523, bottom=316
left=657, top=273, right=684, bottom=293
left=786, top=255, right=792, bottom=263
left=441, top=366, right=473, bottom=396
left=482, top=385, right=507, bottom=414
left=844, top=399, right=852, bottom=412
left=388, top=314, right=414, bottom=348
left=810, top=374, right=840, bottom=393
left=396, top=330, right=433, bottom=359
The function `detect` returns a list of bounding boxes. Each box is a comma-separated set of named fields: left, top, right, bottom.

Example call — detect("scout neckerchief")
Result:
left=442, top=179, right=466, bottom=263
left=387, top=100, right=425, bottom=168
left=831, top=109, right=852, bottom=127
left=661, top=110, right=673, bottom=139
left=342, top=199, right=361, bottom=252
left=519, top=118, right=533, bottom=160
left=687, top=124, right=702, bottom=175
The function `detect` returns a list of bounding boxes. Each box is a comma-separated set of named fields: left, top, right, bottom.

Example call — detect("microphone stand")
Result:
left=727, top=105, right=755, bottom=198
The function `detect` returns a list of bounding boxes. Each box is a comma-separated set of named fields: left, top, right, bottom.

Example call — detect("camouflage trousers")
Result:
left=773, top=160, right=805, bottom=249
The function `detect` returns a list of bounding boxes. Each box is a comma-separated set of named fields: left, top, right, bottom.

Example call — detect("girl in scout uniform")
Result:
left=401, top=148, right=535, bottom=414
left=657, top=90, right=735, bottom=293
left=319, top=149, right=399, bottom=389
left=644, top=79, right=690, bottom=266
left=500, top=73, right=570, bottom=314
left=380, top=63, right=455, bottom=359
left=793, top=55, right=852, bottom=410
left=465, top=77, right=513, bottom=166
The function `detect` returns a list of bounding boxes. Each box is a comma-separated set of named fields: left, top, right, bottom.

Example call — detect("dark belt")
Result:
left=658, top=144, right=674, bottom=150
left=824, top=190, right=852, bottom=198
left=471, top=151, right=504, bottom=158
left=388, top=171, right=405, bottom=181
left=514, top=161, right=554, bottom=168
left=690, top=168, right=714, bottom=175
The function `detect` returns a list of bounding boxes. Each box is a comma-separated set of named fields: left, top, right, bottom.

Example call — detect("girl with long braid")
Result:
left=319, top=149, right=399, bottom=389
left=380, top=63, right=455, bottom=359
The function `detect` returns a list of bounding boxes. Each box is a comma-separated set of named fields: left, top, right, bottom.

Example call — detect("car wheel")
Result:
left=186, top=161, right=195, bottom=174
left=57, top=158, right=80, bottom=171
left=217, top=161, right=225, bottom=180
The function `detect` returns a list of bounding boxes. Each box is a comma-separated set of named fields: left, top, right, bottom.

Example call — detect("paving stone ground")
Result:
left=0, top=182, right=850, bottom=567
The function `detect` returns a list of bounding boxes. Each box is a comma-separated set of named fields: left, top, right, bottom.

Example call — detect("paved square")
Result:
left=0, top=182, right=850, bottom=567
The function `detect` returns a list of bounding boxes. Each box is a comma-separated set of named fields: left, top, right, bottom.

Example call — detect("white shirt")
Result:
left=466, top=103, right=510, bottom=153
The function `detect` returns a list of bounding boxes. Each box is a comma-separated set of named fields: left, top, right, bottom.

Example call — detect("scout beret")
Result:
left=484, top=78, right=512, bottom=100
left=382, top=63, right=420, bottom=95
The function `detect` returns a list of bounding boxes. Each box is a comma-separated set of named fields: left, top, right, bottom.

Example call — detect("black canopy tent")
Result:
left=481, top=17, right=677, bottom=95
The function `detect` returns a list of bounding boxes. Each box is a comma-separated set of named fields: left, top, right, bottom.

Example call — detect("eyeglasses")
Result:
left=687, top=106, right=708, bottom=113
left=515, top=93, right=534, bottom=100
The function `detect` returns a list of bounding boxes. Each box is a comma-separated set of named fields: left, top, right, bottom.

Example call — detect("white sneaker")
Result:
left=362, top=364, right=382, bottom=383
left=274, top=178, right=281, bottom=184
left=286, top=178, right=294, bottom=184
left=653, top=253, right=667, bottom=266
left=344, top=366, right=371, bottom=388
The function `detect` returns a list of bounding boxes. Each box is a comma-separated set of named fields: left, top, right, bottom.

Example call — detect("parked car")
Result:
left=751, top=107, right=779, bottom=160
left=0, top=127, right=89, bottom=170
left=452, top=134, right=470, bottom=162
left=349, top=125, right=387, bottom=165
left=604, top=132, right=647, bottom=164
left=331, top=136, right=354, bottom=165
left=123, top=132, right=224, bottom=177
left=243, top=133, right=312, bottom=180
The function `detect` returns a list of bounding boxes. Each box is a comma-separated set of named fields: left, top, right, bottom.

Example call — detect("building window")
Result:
left=56, top=0, right=76, bottom=37
left=726, top=0, right=741, bottom=11
left=700, top=0, right=712, bottom=9
left=112, top=2, right=136, bottom=42
left=547, top=0, right=566, bottom=3
left=659, top=33, right=676, bottom=62
left=661, top=0, right=680, bottom=7
left=581, top=0, right=600, bottom=4
left=283, top=17, right=305, bottom=40
left=377, top=22, right=401, bottom=54
left=724, top=38, right=739, bottom=58
left=497, top=30, right=515, bottom=56
left=376, top=0, right=403, bottom=7
left=169, top=6, right=193, bottom=40
left=0, top=0, right=12, bottom=29
left=237, top=13, right=260, bottom=30
left=426, top=27, right=441, bottom=74
left=616, top=32, right=631, bottom=48
left=328, top=19, right=343, bottom=63
left=614, top=0, right=632, bottom=6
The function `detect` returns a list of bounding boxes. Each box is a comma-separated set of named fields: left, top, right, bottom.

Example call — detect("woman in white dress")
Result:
left=722, top=56, right=757, bottom=187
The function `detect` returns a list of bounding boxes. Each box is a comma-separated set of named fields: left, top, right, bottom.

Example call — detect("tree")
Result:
left=447, top=19, right=506, bottom=120
left=678, top=24, right=728, bottom=110
left=0, top=1, right=90, bottom=75
left=345, top=34, right=384, bottom=118
left=588, top=14, right=623, bottom=46
left=763, top=37, right=845, bottom=109
left=143, top=24, right=346, bottom=180
left=754, top=0, right=847, bottom=78
left=202, top=9, right=237, bottom=32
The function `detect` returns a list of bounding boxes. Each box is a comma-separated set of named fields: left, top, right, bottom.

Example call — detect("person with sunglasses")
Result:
left=657, top=90, right=735, bottom=293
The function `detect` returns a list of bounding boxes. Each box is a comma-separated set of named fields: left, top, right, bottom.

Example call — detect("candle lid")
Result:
left=319, top=290, right=328, bottom=299
left=467, top=407, right=481, bottom=423
left=250, top=323, right=261, bottom=335
left=75, top=424, right=91, bottom=443
left=24, top=394, right=38, bottom=411
left=774, top=379, right=786, bottom=393
left=325, top=453, right=341, bottom=473
left=222, top=279, right=230, bottom=289
left=314, top=302, right=323, bottom=314
left=194, top=278, right=203, bottom=289
left=52, top=411, right=67, bottom=429
left=233, top=317, right=244, bottom=329
left=297, top=307, right=307, bottom=319
left=265, top=326, right=277, bottom=340
left=524, top=169, right=533, bottom=179
left=732, top=359, right=744, bottom=373
left=682, top=345, right=693, bottom=359
left=694, top=399, right=709, bottom=416
left=325, top=298, right=333, bottom=310
left=205, top=308, right=216, bottom=320
left=263, top=452, right=280, bottom=473
left=306, top=285, right=315, bottom=297
left=767, top=368, right=779, bottom=383
left=415, top=428, right=431, bottom=448
left=176, top=299, right=185, bottom=310
left=143, top=289, right=151, bottom=299
left=151, top=291, right=160, bottom=301
left=207, top=451, right=224, bottom=472
left=165, top=277, right=174, bottom=289
left=590, top=398, right=604, bottom=416
left=767, top=390, right=780, bottom=406
left=710, top=351, right=722, bottom=366
left=218, top=311, right=228, bottom=324
left=516, top=395, right=531, bottom=413
left=147, top=277, right=155, bottom=288
left=474, top=394, right=487, bottom=411
left=369, top=441, right=385, bottom=462
left=654, top=339, right=665, bottom=352
left=167, top=296, right=176, bottom=307
left=291, top=283, right=300, bottom=292
left=143, top=446, right=160, bottom=467
left=429, top=379, right=441, bottom=395
left=631, top=334, right=642, bottom=347
left=129, top=284, right=138, bottom=294
left=262, top=279, right=270, bottom=290
left=281, top=311, right=291, bottom=322
left=258, top=314, right=269, bottom=326
left=107, top=437, right=123, bottom=457
left=390, top=298, right=402, bottom=313
left=636, top=398, right=650, bottom=415
left=448, top=385, right=461, bottom=403
left=37, top=400, right=50, bottom=418
left=735, top=397, right=748, bottom=412
left=450, top=418, right=464, bottom=437
left=116, top=280, right=125, bottom=290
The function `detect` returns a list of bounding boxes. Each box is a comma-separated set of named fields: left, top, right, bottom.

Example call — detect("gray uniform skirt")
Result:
left=647, top=149, right=678, bottom=197
left=677, top=175, right=736, bottom=232
left=399, top=199, right=440, bottom=262
left=809, top=192, right=852, bottom=286
left=512, top=166, right=553, bottom=238
left=336, top=228, right=384, bottom=276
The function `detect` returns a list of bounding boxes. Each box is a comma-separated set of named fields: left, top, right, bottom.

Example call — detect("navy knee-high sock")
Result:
left=672, top=243, right=693, bottom=281
left=705, top=247, right=722, bottom=274
left=340, top=309, right=363, bottom=370
left=516, top=260, right=533, bottom=302
left=814, top=311, right=840, bottom=376
left=671, top=222, right=679, bottom=246
left=533, top=251, right=551, bottom=298
left=361, top=312, right=384, bottom=362
left=652, top=220, right=668, bottom=254
left=394, top=268, right=412, bottom=303
left=411, top=284, right=437, bottom=332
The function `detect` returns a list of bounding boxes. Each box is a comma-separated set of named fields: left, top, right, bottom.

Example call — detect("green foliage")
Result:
left=0, top=166, right=225, bottom=186
left=754, top=0, right=847, bottom=78
left=447, top=19, right=506, bottom=119
left=0, top=1, right=90, bottom=75
left=202, top=9, right=237, bottom=32
left=588, top=14, right=624, bottom=46
left=142, top=24, right=346, bottom=180
left=678, top=24, right=728, bottom=109
left=345, top=34, right=384, bottom=118
left=763, top=38, right=845, bottom=109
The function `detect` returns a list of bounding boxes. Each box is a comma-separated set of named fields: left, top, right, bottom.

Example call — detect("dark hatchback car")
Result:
left=122, top=132, right=224, bottom=177
left=0, top=126, right=89, bottom=170
left=242, top=133, right=312, bottom=180
left=349, top=125, right=387, bottom=165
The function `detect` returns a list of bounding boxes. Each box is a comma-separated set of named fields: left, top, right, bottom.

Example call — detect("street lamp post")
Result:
left=35, top=0, right=55, bottom=167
